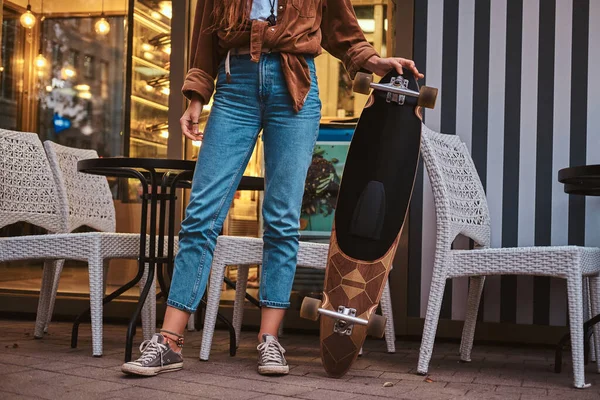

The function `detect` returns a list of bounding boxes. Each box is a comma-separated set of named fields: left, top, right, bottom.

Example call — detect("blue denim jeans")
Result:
left=167, top=53, right=321, bottom=312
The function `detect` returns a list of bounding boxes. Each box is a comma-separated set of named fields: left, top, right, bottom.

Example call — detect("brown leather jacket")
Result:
left=182, top=0, right=378, bottom=112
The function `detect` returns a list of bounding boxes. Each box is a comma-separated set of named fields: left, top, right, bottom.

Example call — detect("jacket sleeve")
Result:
left=181, top=0, right=219, bottom=104
left=320, top=0, right=379, bottom=78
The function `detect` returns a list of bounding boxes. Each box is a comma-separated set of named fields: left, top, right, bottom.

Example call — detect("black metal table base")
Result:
left=76, top=158, right=265, bottom=361
left=554, top=313, right=600, bottom=373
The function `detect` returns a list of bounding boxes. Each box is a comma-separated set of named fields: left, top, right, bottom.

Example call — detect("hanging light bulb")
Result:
left=95, top=18, right=110, bottom=35
left=95, top=0, right=111, bottom=36
left=35, top=53, right=47, bottom=69
left=34, top=1, right=48, bottom=70
left=20, top=1, right=36, bottom=29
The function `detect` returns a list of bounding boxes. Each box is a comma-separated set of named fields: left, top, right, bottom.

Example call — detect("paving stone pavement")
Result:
left=0, top=319, right=599, bottom=399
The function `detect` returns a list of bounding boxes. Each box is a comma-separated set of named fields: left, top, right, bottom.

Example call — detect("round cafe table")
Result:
left=76, top=157, right=263, bottom=362
left=555, top=165, right=600, bottom=372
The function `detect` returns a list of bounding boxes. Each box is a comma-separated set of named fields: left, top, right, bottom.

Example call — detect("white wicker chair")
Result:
left=0, top=131, right=67, bottom=329
left=41, top=140, right=166, bottom=351
left=193, top=235, right=396, bottom=360
left=0, top=129, right=155, bottom=356
left=416, top=125, right=600, bottom=389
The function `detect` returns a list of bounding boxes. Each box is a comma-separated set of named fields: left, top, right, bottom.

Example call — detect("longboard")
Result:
left=301, top=70, right=437, bottom=378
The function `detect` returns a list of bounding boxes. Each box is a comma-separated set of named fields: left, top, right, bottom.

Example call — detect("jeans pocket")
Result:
left=291, top=0, right=316, bottom=18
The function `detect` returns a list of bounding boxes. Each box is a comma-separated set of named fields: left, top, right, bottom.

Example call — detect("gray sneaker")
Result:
left=121, top=333, right=183, bottom=376
left=257, top=334, right=289, bottom=375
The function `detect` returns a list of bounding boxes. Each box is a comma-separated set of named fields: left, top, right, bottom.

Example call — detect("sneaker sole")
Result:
left=258, top=365, right=289, bottom=375
left=121, top=362, right=183, bottom=376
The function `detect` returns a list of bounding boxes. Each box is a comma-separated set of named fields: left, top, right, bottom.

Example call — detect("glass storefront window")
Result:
left=0, top=0, right=129, bottom=299
left=127, top=0, right=172, bottom=160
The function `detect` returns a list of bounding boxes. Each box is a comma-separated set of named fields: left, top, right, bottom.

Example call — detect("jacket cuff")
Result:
left=181, top=68, right=215, bottom=104
left=344, top=42, right=379, bottom=79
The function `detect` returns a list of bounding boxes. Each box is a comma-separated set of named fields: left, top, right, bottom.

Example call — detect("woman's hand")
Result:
left=180, top=94, right=204, bottom=141
left=364, top=56, right=424, bottom=79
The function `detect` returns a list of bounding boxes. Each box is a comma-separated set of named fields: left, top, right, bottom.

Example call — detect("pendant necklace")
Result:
left=267, top=0, right=277, bottom=26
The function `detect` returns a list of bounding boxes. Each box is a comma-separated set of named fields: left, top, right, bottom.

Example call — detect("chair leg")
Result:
left=583, top=277, right=596, bottom=363
left=566, top=275, right=589, bottom=389
left=232, top=265, right=250, bottom=348
left=583, top=276, right=596, bottom=362
left=459, top=276, right=485, bottom=362
left=589, top=276, right=600, bottom=373
left=34, top=260, right=62, bottom=338
left=102, top=260, right=110, bottom=296
left=88, top=256, right=104, bottom=357
left=200, top=262, right=226, bottom=361
left=380, top=280, right=396, bottom=353
left=43, top=259, right=65, bottom=333
left=139, top=263, right=156, bottom=341
left=417, top=273, right=447, bottom=375
left=187, top=313, right=196, bottom=332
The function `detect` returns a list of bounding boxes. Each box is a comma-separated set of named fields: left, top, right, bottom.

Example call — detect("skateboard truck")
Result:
left=320, top=306, right=369, bottom=336
left=385, top=77, right=410, bottom=105
left=300, top=297, right=383, bottom=337
left=352, top=71, right=438, bottom=109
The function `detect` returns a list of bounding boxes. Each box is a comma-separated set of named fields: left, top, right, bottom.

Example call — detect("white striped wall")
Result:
left=409, top=0, right=600, bottom=326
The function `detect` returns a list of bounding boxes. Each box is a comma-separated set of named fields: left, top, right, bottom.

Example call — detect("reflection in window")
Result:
left=0, top=6, right=25, bottom=130
left=318, top=4, right=388, bottom=119
left=83, top=54, right=95, bottom=79
left=38, top=17, right=125, bottom=158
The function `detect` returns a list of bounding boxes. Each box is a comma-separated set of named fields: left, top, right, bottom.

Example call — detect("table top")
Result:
left=78, top=157, right=196, bottom=173
left=558, top=164, right=600, bottom=196
left=77, top=157, right=264, bottom=191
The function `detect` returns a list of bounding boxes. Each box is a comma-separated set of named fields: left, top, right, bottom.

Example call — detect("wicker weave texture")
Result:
left=44, top=141, right=116, bottom=233
left=416, top=125, right=600, bottom=389
left=0, top=130, right=64, bottom=233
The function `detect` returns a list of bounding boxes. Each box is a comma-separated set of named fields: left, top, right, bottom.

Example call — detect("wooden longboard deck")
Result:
left=320, top=71, right=423, bottom=378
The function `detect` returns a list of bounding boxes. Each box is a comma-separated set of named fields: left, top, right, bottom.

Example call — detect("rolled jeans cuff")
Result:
left=260, top=300, right=290, bottom=309
left=167, top=299, right=195, bottom=314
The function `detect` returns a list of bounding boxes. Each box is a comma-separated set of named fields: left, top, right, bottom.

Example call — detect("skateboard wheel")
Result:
left=300, top=297, right=322, bottom=321
left=417, top=86, right=438, bottom=109
left=366, top=313, right=386, bottom=338
left=353, top=72, right=373, bottom=95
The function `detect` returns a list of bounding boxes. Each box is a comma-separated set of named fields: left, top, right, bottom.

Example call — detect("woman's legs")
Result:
left=165, top=56, right=263, bottom=333
left=123, top=57, right=263, bottom=374
left=161, top=108, right=260, bottom=349
left=259, top=308, right=286, bottom=340
left=160, top=307, right=191, bottom=351
left=258, top=54, right=321, bottom=342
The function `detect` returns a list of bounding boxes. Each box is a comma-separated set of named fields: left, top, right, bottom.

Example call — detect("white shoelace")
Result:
left=257, top=338, right=286, bottom=365
left=136, top=336, right=168, bottom=366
